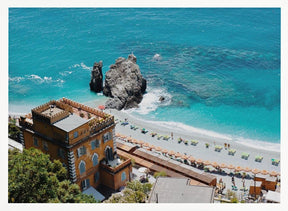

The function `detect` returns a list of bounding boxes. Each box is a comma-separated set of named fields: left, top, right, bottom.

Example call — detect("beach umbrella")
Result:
left=235, top=166, right=243, bottom=172
left=131, top=139, right=138, bottom=144
left=203, top=160, right=211, bottom=166
left=138, top=140, right=144, bottom=145
left=161, top=149, right=168, bottom=154
left=175, top=152, right=182, bottom=158
left=220, top=163, right=227, bottom=169
left=196, top=158, right=203, bottom=164
left=211, top=162, right=219, bottom=168
left=181, top=154, right=188, bottom=160
left=243, top=167, right=252, bottom=172
left=115, top=133, right=121, bottom=137
left=168, top=150, right=176, bottom=155
left=155, top=146, right=162, bottom=152
left=251, top=168, right=261, bottom=175
left=143, top=143, right=150, bottom=147
left=188, top=156, right=195, bottom=162
left=269, top=171, right=278, bottom=177
left=227, top=164, right=235, bottom=170
left=149, top=145, right=156, bottom=150
left=261, top=169, right=269, bottom=175
left=98, top=105, right=105, bottom=110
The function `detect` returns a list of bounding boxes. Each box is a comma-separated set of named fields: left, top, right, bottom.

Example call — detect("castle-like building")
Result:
left=18, top=98, right=132, bottom=193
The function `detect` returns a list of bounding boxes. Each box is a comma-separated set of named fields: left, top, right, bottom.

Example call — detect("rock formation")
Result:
left=89, top=61, right=103, bottom=93
left=103, top=54, right=147, bottom=110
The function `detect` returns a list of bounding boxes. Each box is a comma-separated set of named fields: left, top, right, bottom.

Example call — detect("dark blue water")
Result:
left=9, top=8, right=280, bottom=146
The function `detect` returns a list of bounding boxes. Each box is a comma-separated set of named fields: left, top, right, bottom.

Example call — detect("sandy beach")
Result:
left=106, top=109, right=280, bottom=174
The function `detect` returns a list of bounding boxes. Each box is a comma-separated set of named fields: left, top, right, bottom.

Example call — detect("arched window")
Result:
left=121, top=171, right=126, bottom=181
left=92, top=153, right=99, bottom=166
left=79, top=160, right=86, bottom=175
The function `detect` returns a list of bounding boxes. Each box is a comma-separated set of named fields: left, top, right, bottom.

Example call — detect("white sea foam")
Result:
left=9, top=76, right=24, bottom=82
left=59, top=71, right=73, bottom=76
left=235, top=137, right=280, bottom=152
left=127, top=87, right=172, bottom=115
left=80, top=62, right=92, bottom=70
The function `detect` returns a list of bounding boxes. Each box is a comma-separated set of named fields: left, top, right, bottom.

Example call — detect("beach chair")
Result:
left=232, top=185, right=238, bottom=191
left=163, top=135, right=170, bottom=140
left=133, top=126, right=139, bottom=130
left=121, top=121, right=129, bottom=126
left=141, top=128, right=148, bottom=134
left=150, top=132, right=157, bottom=137
left=184, top=140, right=189, bottom=145
left=157, top=135, right=163, bottom=140
left=255, top=155, right=263, bottom=162
left=178, top=138, right=183, bottom=143
left=271, top=158, right=280, bottom=166
left=241, top=152, right=250, bottom=160
left=214, top=145, right=223, bottom=152
left=130, top=125, right=135, bottom=129
left=191, top=140, right=199, bottom=146
left=228, top=149, right=236, bottom=156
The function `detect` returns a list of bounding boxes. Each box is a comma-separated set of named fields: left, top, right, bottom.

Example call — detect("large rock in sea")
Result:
left=89, top=61, right=103, bottom=93
left=103, top=54, right=147, bottom=110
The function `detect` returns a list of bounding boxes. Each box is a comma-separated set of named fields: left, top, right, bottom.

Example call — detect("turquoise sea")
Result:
left=9, top=8, right=280, bottom=148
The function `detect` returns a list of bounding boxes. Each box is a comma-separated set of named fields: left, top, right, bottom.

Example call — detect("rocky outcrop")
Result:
left=89, top=61, right=103, bottom=93
left=103, top=54, right=147, bottom=110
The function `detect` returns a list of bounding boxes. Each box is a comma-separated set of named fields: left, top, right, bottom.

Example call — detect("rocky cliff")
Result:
left=89, top=61, right=103, bottom=93
left=103, top=54, right=147, bottom=110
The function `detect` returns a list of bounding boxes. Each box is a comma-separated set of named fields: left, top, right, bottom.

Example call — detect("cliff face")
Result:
left=103, top=54, right=147, bottom=110
left=89, top=61, right=103, bottom=93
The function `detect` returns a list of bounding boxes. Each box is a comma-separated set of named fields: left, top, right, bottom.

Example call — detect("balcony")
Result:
left=100, top=156, right=131, bottom=174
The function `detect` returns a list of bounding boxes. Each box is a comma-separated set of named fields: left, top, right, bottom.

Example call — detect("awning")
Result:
left=82, top=186, right=105, bottom=202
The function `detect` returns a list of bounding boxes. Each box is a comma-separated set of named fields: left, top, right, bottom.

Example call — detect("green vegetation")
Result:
left=153, top=171, right=167, bottom=178
left=104, top=180, right=152, bottom=203
left=9, top=148, right=97, bottom=203
left=226, top=189, right=239, bottom=203
left=8, top=121, right=21, bottom=140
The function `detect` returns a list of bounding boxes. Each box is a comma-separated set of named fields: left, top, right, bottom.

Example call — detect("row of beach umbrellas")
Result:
left=115, top=133, right=280, bottom=177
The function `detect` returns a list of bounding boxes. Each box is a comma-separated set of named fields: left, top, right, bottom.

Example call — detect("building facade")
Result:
left=18, top=98, right=132, bottom=192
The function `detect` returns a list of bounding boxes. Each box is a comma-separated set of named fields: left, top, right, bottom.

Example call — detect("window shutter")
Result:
left=77, top=148, right=81, bottom=157
left=83, top=146, right=86, bottom=155
left=86, top=179, right=90, bottom=188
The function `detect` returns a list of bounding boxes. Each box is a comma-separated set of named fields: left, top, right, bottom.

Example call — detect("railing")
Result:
left=19, top=117, right=33, bottom=130
left=89, top=116, right=115, bottom=135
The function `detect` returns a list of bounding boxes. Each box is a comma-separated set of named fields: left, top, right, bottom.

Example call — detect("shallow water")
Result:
left=9, top=8, right=280, bottom=146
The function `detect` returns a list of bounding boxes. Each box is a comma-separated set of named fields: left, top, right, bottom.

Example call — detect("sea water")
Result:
left=9, top=8, right=280, bottom=148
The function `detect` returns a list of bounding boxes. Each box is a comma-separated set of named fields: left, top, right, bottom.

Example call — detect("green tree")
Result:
left=8, top=122, right=21, bottom=140
left=8, top=148, right=97, bottom=203
left=104, top=180, right=152, bottom=203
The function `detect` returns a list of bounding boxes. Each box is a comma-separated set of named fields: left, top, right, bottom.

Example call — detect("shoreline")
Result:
left=8, top=99, right=280, bottom=173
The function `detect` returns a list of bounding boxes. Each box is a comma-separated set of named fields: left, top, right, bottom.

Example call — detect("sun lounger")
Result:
left=228, top=149, right=236, bottom=155
left=157, top=135, right=163, bottom=140
left=191, top=140, right=199, bottom=146
left=141, top=128, right=148, bottom=134
left=133, top=126, right=139, bottom=130
left=178, top=138, right=183, bottom=143
left=271, top=158, right=280, bottom=166
left=255, top=155, right=263, bottom=162
left=184, top=140, right=189, bottom=145
left=163, top=135, right=170, bottom=140
left=121, top=121, right=129, bottom=126
left=214, top=145, right=223, bottom=152
left=232, top=185, right=238, bottom=191
left=130, top=125, right=135, bottom=129
left=241, top=152, right=250, bottom=160
left=150, top=132, right=157, bottom=137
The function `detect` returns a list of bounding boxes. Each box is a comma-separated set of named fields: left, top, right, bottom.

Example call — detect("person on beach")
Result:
left=228, top=144, right=230, bottom=149
left=171, top=132, right=173, bottom=140
left=232, top=175, right=235, bottom=186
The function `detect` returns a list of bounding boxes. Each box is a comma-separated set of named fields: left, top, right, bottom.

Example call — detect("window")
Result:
left=77, top=146, right=86, bottom=157
left=79, top=160, right=86, bottom=175
left=81, top=179, right=90, bottom=190
left=105, top=147, right=114, bottom=161
left=121, top=172, right=126, bottom=181
left=92, top=153, right=99, bottom=166
left=33, top=137, right=38, bottom=147
left=58, top=148, right=65, bottom=159
left=73, top=131, right=78, bottom=138
left=94, top=172, right=100, bottom=183
left=43, top=141, right=48, bottom=151
left=103, top=132, right=112, bottom=143
left=91, top=140, right=100, bottom=150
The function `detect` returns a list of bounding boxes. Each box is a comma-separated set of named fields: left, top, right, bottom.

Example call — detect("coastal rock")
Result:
left=159, top=96, right=165, bottom=102
left=89, top=61, right=103, bottom=93
left=103, top=54, right=147, bottom=110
